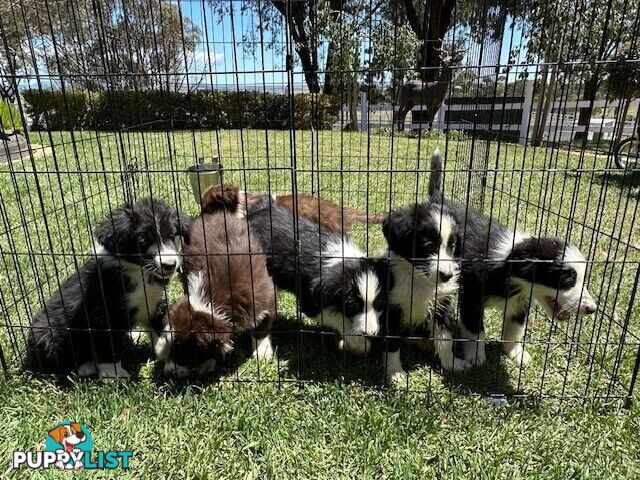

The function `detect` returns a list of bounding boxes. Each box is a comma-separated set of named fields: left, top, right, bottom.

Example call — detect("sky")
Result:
left=23, top=0, right=528, bottom=93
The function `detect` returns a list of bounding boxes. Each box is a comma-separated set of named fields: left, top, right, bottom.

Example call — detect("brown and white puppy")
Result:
left=200, top=183, right=383, bottom=234
left=154, top=211, right=276, bottom=377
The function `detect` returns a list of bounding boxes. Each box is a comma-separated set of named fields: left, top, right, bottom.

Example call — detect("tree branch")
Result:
left=401, top=0, right=423, bottom=38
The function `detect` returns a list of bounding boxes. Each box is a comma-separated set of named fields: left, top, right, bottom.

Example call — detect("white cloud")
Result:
left=190, top=50, right=224, bottom=71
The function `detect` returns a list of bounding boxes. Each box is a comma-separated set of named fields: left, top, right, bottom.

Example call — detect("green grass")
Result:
left=1, top=129, right=639, bottom=478
left=0, top=100, right=23, bottom=132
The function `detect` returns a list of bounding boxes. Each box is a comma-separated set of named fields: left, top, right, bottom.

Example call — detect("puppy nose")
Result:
left=438, top=270, right=453, bottom=282
left=76, top=431, right=85, bottom=439
left=582, top=302, right=597, bottom=315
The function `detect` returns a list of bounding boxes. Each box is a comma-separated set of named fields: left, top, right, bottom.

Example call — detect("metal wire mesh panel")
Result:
left=0, top=0, right=639, bottom=408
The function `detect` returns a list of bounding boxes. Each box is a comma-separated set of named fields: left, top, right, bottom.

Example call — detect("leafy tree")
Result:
left=0, top=0, right=200, bottom=92
left=607, top=55, right=640, bottom=143
left=210, top=0, right=326, bottom=93
left=521, top=0, right=637, bottom=138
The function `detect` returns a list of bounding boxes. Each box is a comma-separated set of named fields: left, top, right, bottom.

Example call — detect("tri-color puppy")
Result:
left=155, top=210, right=276, bottom=377
left=26, top=198, right=190, bottom=378
left=428, top=150, right=597, bottom=367
left=380, top=193, right=465, bottom=380
left=200, top=183, right=383, bottom=234
left=210, top=190, right=388, bottom=356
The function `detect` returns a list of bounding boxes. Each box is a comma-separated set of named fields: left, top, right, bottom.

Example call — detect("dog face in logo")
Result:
left=48, top=423, right=87, bottom=470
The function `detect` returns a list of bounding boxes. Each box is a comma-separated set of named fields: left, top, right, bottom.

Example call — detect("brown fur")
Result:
left=163, top=211, right=275, bottom=369
left=48, top=424, right=84, bottom=444
left=200, top=183, right=383, bottom=234
left=273, top=194, right=383, bottom=234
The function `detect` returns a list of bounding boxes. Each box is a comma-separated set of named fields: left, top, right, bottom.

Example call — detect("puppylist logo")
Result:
left=12, top=422, right=133, bottom=470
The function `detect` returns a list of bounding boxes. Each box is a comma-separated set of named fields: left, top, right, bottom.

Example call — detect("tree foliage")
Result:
left=0, top=0, right=200, bottom=93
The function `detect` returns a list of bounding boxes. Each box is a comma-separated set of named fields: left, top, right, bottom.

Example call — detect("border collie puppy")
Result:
left=154, top=211, right=276, bottom=377
left=26, top=198, right=191, bottom=378
left=381, top=198, right=466, bottom=380
left=428, top=150, right=597, bottom=367
left=200, top=183, right=383, bottom=234
left=245, top=201, right=387, bottom=356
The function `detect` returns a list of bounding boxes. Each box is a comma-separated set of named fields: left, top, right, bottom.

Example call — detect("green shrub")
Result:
left=23, top=89, right=90, bottom=130
left=20, top=89, right=340, bottom=131
left=0, top=100, right=24, bottom=132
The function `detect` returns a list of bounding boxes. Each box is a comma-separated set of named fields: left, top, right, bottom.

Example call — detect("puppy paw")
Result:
left=341, top=334, right=371, bottom=356
left=77, top=361, right=97, bottom=377
left=97, top=362, right=131, bottom=380
left=127, top=330, right=145, bottom=345
left=440, top=354, right=472, bottom=372
left=252, top=336, right=274, bottom=362
left=387, top=369, right=407, bottom=384
left=507, top=345, right=531, bottom=367
left=463, top=343, right=487, bottom=366
left=163, top=361, right=190, bottom=378
left=197, top=358, right=217, bottom=375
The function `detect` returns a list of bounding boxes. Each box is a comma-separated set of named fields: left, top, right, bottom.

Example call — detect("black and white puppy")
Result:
left=381, top=196, right=466, bottom=380
left=428, top=150, right=597, bottom=367
left=247, top=200, right=387, bottom=356
left=26, top=198, right=190, bottom=378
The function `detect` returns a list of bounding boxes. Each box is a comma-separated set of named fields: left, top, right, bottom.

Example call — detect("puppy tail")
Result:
left=342, top=208, right=385, bottom=224
left=428, top=149, right=444, bottom=200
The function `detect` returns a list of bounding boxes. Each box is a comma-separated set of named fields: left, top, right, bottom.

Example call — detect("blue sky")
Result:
left=181, top=2, right=529, bottom=92
left=25, top=1, right=528, bottom=93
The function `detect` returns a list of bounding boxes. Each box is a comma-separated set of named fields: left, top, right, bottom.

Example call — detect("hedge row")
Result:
left=22, top=89, right=340, bottom=131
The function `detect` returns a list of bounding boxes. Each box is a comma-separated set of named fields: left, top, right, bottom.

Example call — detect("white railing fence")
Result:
left=337, top=83, right=639, bottom=146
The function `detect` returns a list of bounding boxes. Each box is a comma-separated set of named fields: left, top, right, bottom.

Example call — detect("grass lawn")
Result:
left=1, top=129, right=639, bottom=478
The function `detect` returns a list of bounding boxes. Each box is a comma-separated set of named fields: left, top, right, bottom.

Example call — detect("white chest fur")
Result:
left=124, top=266, right=166, bottom=326
left=388, top=258, right=439, bottom=329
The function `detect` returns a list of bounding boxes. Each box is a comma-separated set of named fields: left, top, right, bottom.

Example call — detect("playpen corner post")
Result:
left=625, top=345, right=640, bottom=409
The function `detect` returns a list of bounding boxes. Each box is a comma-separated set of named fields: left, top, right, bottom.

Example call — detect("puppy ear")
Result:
left=381, top=209, right=414, bottom=258
left=48, top=426, right=65, bottom=444
left=200, top=183, right=239, bottom=215
left=94, top=204, right=134, bottom=253
left=196, top=314, right=233, bottom=351
left=177, top=212, right=192, bottom=245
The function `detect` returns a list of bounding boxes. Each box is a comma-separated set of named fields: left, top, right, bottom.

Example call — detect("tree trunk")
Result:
left=323, top=41, right=336, bottom=95
left=296, top=44, right=321, bottom=93
left=343, top=79, right=358, bottom=131
left=532, top=64, right=557, bottom=147
left=574, top=74, right=599, bottom=140
left=272, top=0, right=320, bottom=93
left=531, top=64, right=548, bottom=146
left=414, top=0, right=455, bottom=82
left=421, top=0, right=443, bottom=82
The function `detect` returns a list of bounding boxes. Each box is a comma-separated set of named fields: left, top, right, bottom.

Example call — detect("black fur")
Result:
left=247, top=201, right=389, bottom=351
left=427, top=150, right=595, bottom=366
left=25, top=198, right=190, bottom=375
left=379, top=191, right=464, bottom=373
left=247, top=202, right=387, bottom=317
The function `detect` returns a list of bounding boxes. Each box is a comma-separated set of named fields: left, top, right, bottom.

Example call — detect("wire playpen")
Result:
left=0, top=0, right=639, bottom=407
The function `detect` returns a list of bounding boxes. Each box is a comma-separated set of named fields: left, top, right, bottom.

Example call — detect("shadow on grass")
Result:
left=440, top=343, right=516, bottom=398
left=586, top=170, right=640, bottom=197
left=21, top=320, right=517, bottom=399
